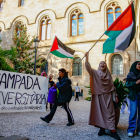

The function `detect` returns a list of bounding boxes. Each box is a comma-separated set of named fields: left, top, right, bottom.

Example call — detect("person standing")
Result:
left=85, top=52, right=120, bottom=140
left=74, top=83, right=81, bottom=101
left=126, top=61, right=140, bottom=138
left=40, top=68, right=74, bottom=126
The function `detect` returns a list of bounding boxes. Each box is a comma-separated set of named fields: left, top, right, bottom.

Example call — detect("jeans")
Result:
left=127, top=94, right=140, bottom=133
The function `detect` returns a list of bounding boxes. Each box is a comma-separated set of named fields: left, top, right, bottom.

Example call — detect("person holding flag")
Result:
left=85, top=52, right=120, bottom=140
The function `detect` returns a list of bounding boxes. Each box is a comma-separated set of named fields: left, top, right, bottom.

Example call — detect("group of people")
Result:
left=40, top=52, right=140, bottom=140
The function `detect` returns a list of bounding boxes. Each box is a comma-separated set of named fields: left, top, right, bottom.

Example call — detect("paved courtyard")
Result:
left=0, top=97, right=139, bottom=140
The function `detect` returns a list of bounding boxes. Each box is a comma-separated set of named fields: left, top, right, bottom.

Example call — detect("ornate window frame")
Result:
left=70, top=9, right=84, bottom=37
left=105, top=51, right=130, bottom=78
left=111, top=54, right=123, bottom=75
left=105, top=2, right=122, bottom=29
left=39, top=15, right=51, bottom=41
left=72, top=57, right=82, bottom=76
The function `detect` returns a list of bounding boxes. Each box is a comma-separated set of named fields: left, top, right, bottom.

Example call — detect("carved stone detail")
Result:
left=41, top=15, right=51, bottom=23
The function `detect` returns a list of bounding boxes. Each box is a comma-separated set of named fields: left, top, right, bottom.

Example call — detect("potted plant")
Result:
left=113, top=77, right=128, bottom=127
left=85, top=86, right=91, bottom=101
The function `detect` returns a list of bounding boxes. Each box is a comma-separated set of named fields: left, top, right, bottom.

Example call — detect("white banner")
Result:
left=0, top=70, right=48, bottom=113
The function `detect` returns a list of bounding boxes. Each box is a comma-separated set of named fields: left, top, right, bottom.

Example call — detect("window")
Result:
left=111, top=54, right=123, bottom=75
left=107, top=3, right=122, bottom=28
left=39, top=16, right=51, bottom=40
left=15, top=22, right=24, bottom=37
left=19, top=0, right=25, bottom=6
left=40, top=60, right=48, bottom=74
left=72, top=57, right=82, bottom=76
left=70, top=10, right=84, bottom=36
left=0, top=1, right=3, bottom=12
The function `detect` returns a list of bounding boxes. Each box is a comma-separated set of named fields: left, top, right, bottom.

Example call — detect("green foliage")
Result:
left=0, top=24, right=45, bottom=74
left=113, top=78, right=128, bottom=109
left=85, top=86, right=91, bottom=101
left=0, top=57, right=15, bottom=72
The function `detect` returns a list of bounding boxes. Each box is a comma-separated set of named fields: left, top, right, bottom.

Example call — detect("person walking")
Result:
left=74, top=83, right=81, bottom=101
left=40, top=68, right=74, bottom=126
left=126, top=61, right=140, bottom=138
left=85, top=52, right=121, bottom=140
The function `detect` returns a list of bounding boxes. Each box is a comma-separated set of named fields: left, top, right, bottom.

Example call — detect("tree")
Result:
left=5, top=24, right=45, bottom=74
left=0, top=57, right=15, bottom=72
left=0, top=46, right=16, bottom=72
left=0, top=24, right=46, bottom=74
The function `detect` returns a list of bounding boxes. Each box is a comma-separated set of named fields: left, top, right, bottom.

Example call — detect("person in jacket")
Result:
left=85, top=52, right=120, bottom=140
left=40, top=68, right=74, bottom=126
left=126, top=61, right=140, bottom=137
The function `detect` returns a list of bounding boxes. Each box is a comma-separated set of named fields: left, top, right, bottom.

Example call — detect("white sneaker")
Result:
left=138, top=132, right=140, bottom=136
left=128, top=132, right=133, bottom=137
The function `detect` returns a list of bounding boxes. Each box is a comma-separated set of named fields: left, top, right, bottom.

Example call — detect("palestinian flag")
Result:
left=50, top=36, right=75, bottom=59
left=103, top=3, right=135, bottom=54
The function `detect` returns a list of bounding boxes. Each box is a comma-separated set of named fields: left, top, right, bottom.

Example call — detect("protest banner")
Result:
left=0, top=70, right=48, bottom=113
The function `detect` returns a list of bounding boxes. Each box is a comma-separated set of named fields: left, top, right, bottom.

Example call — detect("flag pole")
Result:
left=78, top=33, right=105, bottom=64
left=43, top=36, right=56, bottom=74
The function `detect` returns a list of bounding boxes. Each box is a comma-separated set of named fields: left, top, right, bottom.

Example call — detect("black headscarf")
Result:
left=130, top=61, right=140, bottom=77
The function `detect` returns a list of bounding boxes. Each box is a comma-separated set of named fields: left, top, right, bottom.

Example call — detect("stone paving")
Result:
left=0, top=97, right=139, bottom=140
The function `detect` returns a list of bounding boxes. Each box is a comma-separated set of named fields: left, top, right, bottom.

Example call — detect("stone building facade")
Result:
left=0, top=0, right=139, bottom=98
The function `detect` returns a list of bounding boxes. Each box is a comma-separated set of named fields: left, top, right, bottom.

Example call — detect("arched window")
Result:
left=72, top=57, right=82, bottom=76
left=111, top=54, right=123, bottom=75
left=40, top=59, right=48, bottom=74
left=70, top=10, right=84, bottom=36
left=19, top=0, right=25, bottom=6
left=39, top=16, right=51, bottom=40
left=0, top=1, right=3, bottom=12
left=107, top=3, right=122, bottom=28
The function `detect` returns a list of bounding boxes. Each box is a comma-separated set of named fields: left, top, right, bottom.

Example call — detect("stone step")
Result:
left=0, top=135, right=29, bottom=140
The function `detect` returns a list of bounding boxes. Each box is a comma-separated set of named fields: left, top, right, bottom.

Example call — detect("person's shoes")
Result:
left=40, top=117, right=50, bottom=123
left=98, top=128, right=107, bottom=136
left=127, top=132, right=134, bottom=138
left=128, top=132, right=134, bottom=137
left=66, top=122, right=74, bottom=126
left=110, top=132, right=121, bottom=140
left=74, top=100, right=76, bottom=101
left=77, top=99, right=79, bottom=101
